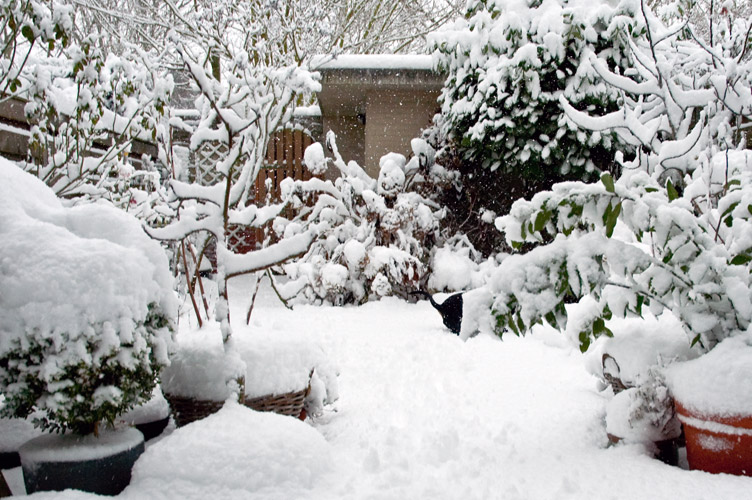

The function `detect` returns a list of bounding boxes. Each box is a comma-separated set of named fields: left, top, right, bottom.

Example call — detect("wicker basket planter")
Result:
left=166, top=374, right=312, bottom=427
left=164, top=395, right=225, bottom=428
left=244, top=384, right=311, bottom=420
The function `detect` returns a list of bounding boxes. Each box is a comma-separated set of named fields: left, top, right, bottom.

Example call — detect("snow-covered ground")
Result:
left=6, top=277, right=752, bottom=499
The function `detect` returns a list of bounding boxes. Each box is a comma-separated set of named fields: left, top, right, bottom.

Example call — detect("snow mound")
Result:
left=666, top=332, right=752, bottom=418
left=0, top=158, right=177, bottom=352
left=127, top=402, right=333, bottom=499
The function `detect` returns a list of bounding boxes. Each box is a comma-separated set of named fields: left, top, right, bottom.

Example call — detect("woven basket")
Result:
left=164, top=395, right=224, bottom=428
left=166, top=373, right=312, bottom=426
left=244, top=385, right=310, bottom=418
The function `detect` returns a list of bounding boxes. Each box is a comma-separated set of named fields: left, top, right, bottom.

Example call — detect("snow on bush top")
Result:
left=130, top=402, right=333, bottom=495
left=0, top=158, right=177, bottom=347
left=666, top=332, right=752, bottom=418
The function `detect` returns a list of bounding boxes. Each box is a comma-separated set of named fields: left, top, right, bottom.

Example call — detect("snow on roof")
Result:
left=311, top=54, right=436, bottom=72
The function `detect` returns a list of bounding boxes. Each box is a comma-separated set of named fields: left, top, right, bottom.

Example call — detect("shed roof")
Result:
left=313, top=54, right=445, bottom=117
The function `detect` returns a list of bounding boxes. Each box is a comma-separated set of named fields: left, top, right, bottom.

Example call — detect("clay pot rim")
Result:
left=675, top=401, right=752, bottom=430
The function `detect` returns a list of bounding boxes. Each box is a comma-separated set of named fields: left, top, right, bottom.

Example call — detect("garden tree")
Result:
left=23, top=38, right=172, bottom=207
left=649, top=0, right=752, bottom=45
left=462, top=1, right=752, bottom=353
left=427, top=0, right=642, bottom=254
left=72, top=0, right=464, bottom=63
left=145, top=0, right=322, bottom=397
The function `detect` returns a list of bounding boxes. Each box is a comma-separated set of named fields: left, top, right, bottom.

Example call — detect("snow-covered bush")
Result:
left=427, top=0, right=639, bottom=251
left=463, top=1, right=752, bottom=354
left=0, top=0, right=73, bottom=94
left=0, top=159, right=177, bottom=435
left=278, top=134, right=444, bottom=304
left=23, top=36, right=172, bottom=206
left=2, top=0, right=173, bottom=217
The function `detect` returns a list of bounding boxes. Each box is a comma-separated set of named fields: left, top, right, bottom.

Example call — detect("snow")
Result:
left=161, top=314, right=338, bottom=401
left=0, top=158, right=177, bottom=350
left=19, top=428, right=143, bottom=464
left=118, top=389, right=170, bottom=427
left=0, top=416, right=44, bottom=453
left=666, top=332, right=752, bottom=418
left=7, top=277, right=752, bottom=498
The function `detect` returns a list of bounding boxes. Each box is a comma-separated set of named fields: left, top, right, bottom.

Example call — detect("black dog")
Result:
left=412, top=291, right=463, bottom=335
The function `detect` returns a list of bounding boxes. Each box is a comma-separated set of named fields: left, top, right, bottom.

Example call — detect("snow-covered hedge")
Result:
left=427, top=0, right=639, bottom=247
left=0, top=159, right=177, bottom=435
left=278, top=134, right=444, bottom=304
left=462, top=1, right=752, bottom=354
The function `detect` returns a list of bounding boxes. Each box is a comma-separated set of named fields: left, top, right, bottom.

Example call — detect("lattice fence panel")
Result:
left=189, top=131, right=315, bottom=256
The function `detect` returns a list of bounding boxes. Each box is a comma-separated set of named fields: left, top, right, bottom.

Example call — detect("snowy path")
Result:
left=19, top=281, right=752, bottom=499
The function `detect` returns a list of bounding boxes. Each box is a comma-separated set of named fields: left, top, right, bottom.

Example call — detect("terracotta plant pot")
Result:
left=676, top=402, right=752, bottom=476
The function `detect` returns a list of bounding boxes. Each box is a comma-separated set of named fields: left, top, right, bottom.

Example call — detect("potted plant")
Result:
left=0, top=161, right=177, bottom=495
left=666, top=333, right=752, bottom=476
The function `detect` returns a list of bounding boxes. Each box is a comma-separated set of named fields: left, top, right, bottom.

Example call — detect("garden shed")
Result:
left=314, top=54, right=445, bottom=178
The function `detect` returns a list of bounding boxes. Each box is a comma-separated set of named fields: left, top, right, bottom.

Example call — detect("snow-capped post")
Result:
left=145, top=3, right=321, bottom=402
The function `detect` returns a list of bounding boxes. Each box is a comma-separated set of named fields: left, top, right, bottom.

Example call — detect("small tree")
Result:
left=146, top=1, right=321, bottom=398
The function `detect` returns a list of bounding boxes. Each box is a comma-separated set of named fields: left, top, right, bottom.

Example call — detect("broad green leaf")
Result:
left=601, top=173, right=615, bottom=193
left=730, top=254, right=752, bottom=266
left=666, top=179, right=679, bottom=202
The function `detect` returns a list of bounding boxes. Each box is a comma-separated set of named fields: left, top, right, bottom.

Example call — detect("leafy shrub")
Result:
left=462, top=2, right=752, bottom=352
left=427, top=0, right=640, bottom=252
left=0, top=162, right=176, bottom=435
left=278, top=134, right=444, bottom=304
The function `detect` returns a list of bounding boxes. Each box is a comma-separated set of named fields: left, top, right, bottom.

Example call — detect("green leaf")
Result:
left=601, top=173, right=615, bottom=193
left=21, top=25, right=34, bottom=43
left=544, top=311, right=559, bottom=330
left=578, top=331, right=591, bottom=352
left=605, top=202, right=621, bottom=238
left=666, top=179, right=679, bottom=202
left=730, top=254, right=752, bottom=266
left=690, top=334, right=703, bottom=348
left=636, top=295, right=645, bottom=316
left=534, top=210, right=551, bottom=233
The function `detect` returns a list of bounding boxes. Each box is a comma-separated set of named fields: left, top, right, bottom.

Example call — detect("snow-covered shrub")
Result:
left=606, top=368, right=681, bottom=444
left=428, top=234, right=500, bottom=292
left=0, top=159, right=177, bottom=435
left=427, top=0, right=639, bottom=251
left=279, top=134, right=444, bottom=304
left=463, top=2, right=752, bottom=354
left=1, top=1, right=173, bottom=217
left=23, top=36, right=172, bottom=206
left=0, top=0, right=73, bottom=94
